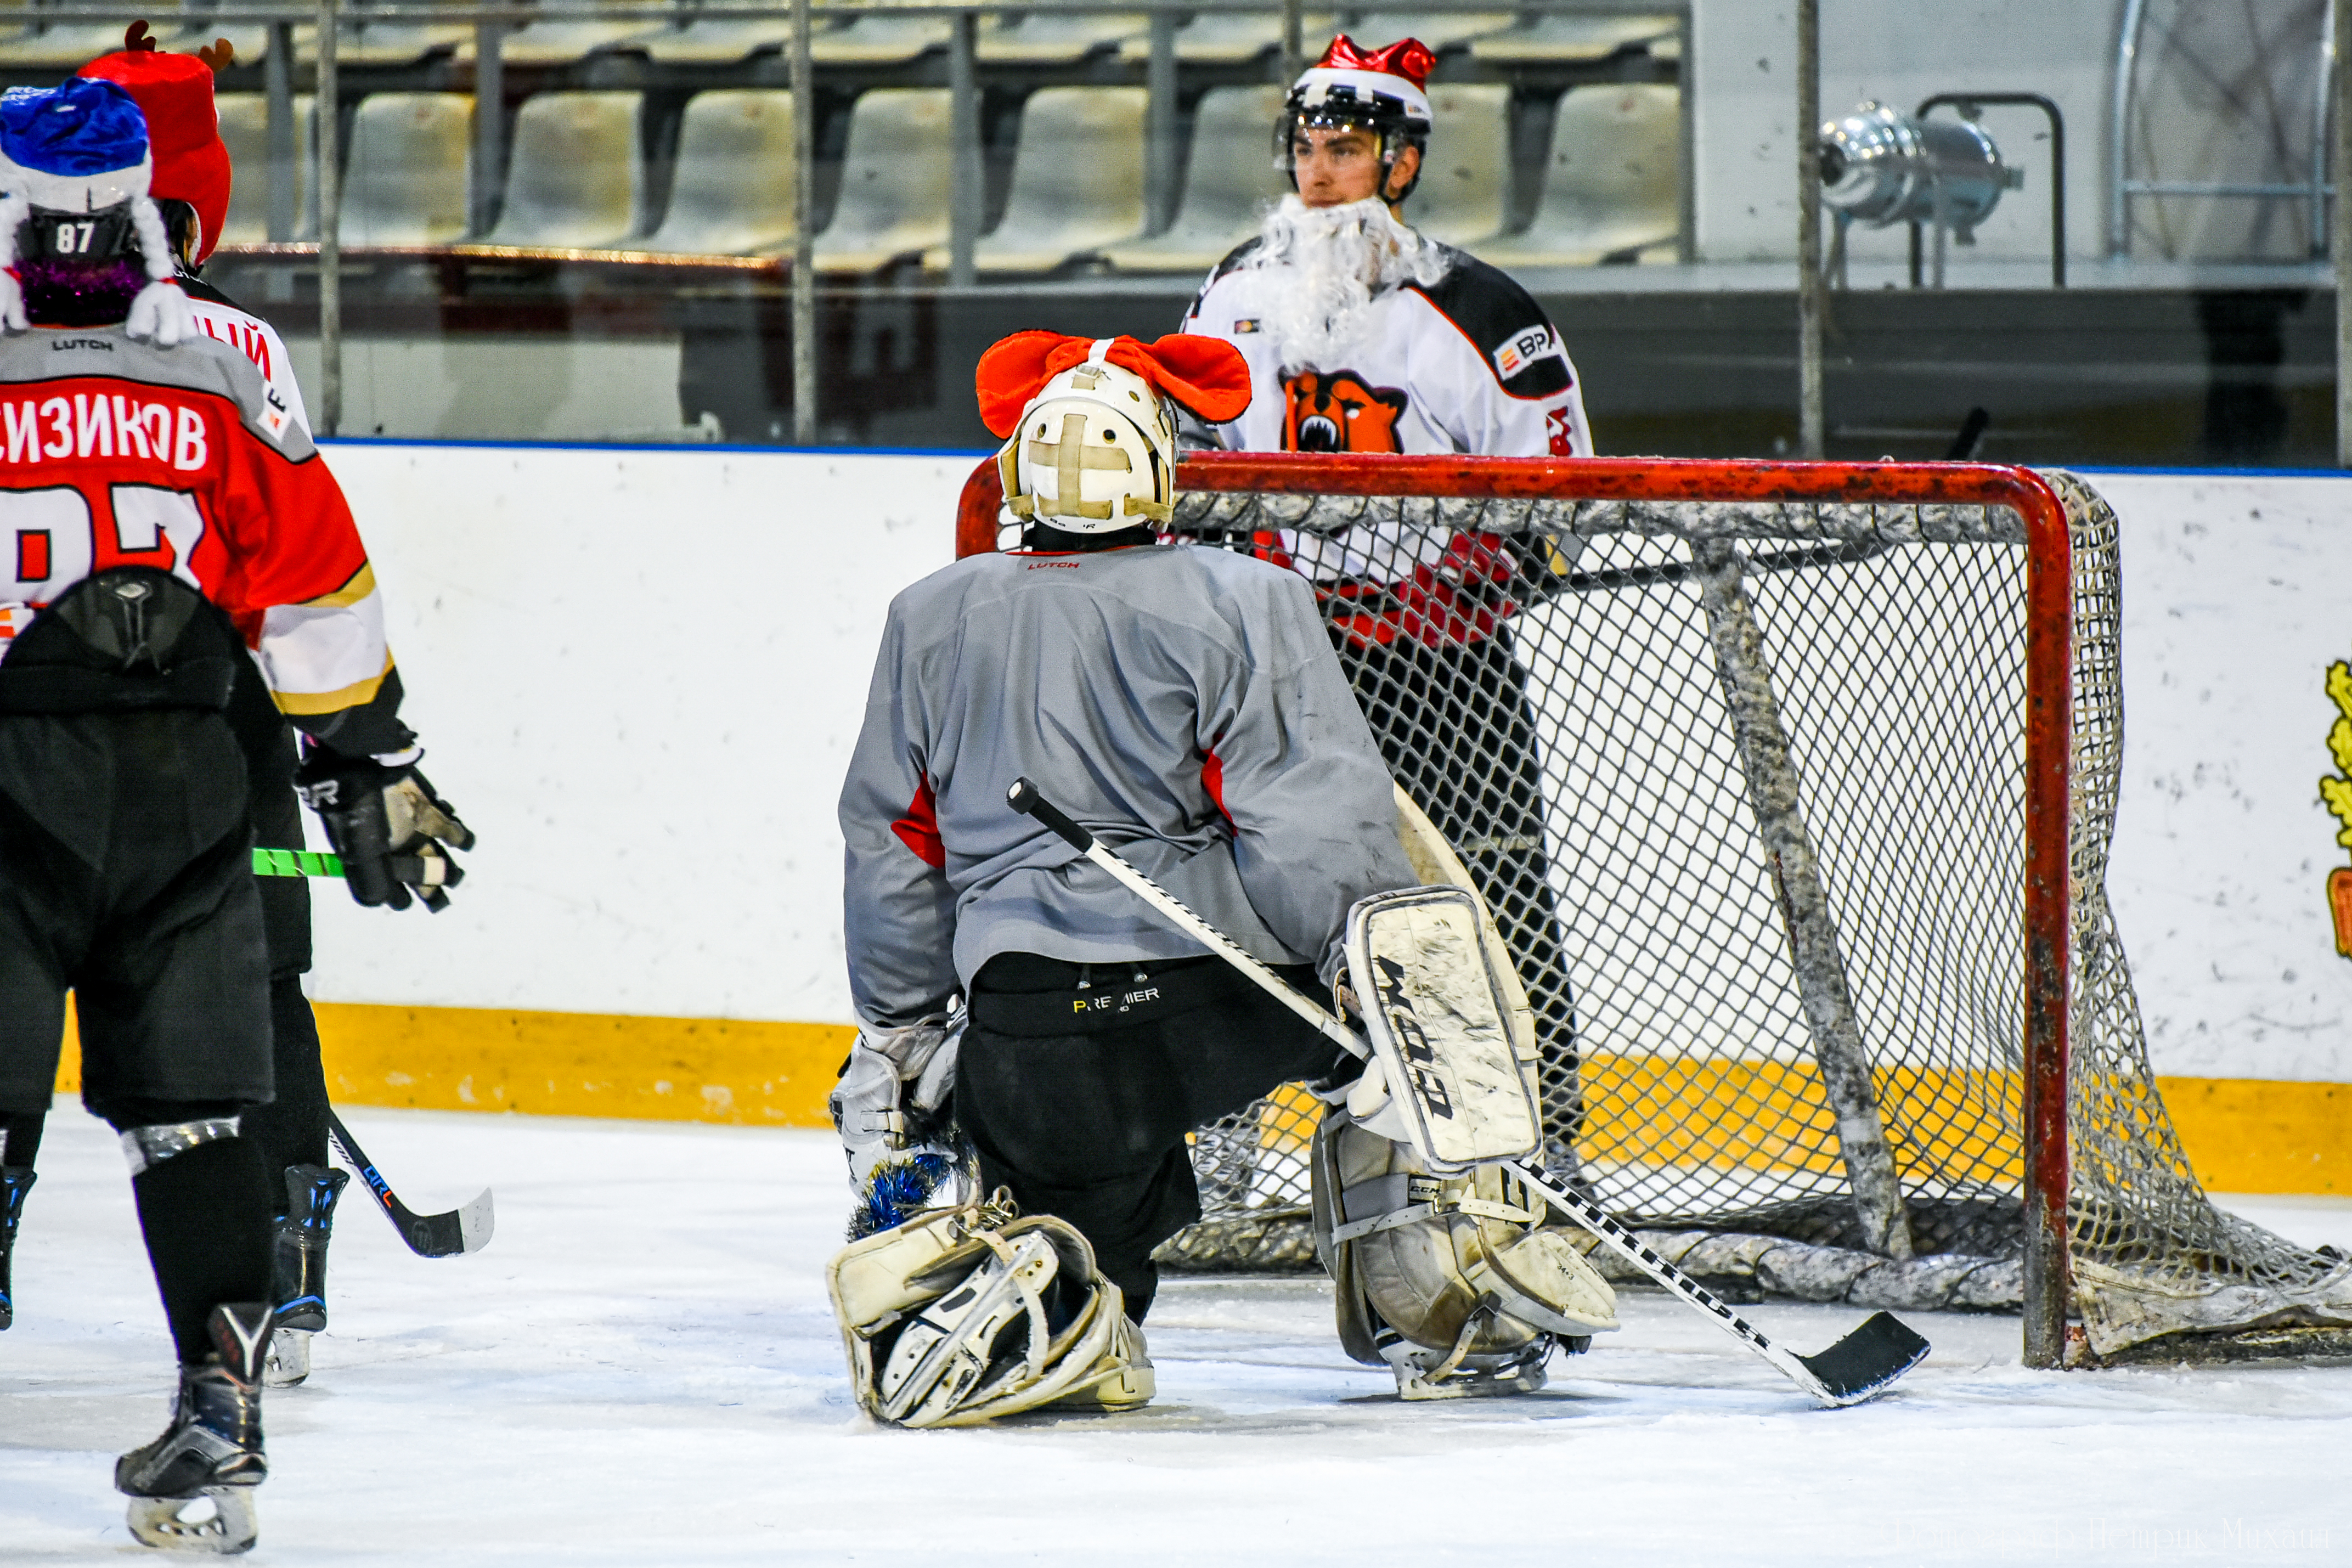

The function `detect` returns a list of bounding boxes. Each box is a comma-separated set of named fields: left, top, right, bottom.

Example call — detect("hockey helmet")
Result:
left=0, top=75, right=191, bottom=341
left=974, top=331, right=1253, bottom=533
left=826, top=1194, right=1154, bottom=1426
left=1280, top=36, right=1437, bottom=204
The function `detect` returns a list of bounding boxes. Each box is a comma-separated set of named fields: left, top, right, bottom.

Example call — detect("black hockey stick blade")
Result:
left=1791, top=1311, right=1932, bottom=1406
left=327, top=1110, right=495, bottom=1259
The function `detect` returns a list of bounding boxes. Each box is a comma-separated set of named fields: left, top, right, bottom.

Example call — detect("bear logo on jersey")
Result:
left=1283, top=370, right=1409, bottom=453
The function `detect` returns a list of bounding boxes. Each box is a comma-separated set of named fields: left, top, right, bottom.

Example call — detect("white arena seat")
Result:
left=808, top=12, right=949, bottom=65
left=634, top=2, right=797, bottom=65
left=639, top=90, right=796, bottom=256
left=0, top=4, right=179, bottom=66
left=1116, top=12, right=1333, bottom=64
left=814, top=88, right=952, bottom=274
left=486, top=92, right=642, bottom=249
left=1341, top=10, right=1515, bottom=52
left=217, top=93, right=315, bottom=245
left=1398, top=83, right=1510, bottom=249
left=497, top=2, right=666, bottom=66
left=342, top=93, right=473, bottom=246
left=925, top=87, right=1147, bottom=274
left=1101, top=86, right=1287, bottom=274
left=297, top=0, right=472, bottom=67
left=977, top=5, right=1147, bottom=64
left=1475, top=83, right=1680, bottom=269
left=1468, top=12, right=1676, bottom=63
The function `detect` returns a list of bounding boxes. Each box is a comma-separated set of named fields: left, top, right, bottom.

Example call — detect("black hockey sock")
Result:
left=239, top=978, right=331, bottom=1182
left=1099, top=1257, right=1159, bottom=1324
left=1, top=1109, right=44, bottom=1169
left=129, top=1137, right=275, bottom=1362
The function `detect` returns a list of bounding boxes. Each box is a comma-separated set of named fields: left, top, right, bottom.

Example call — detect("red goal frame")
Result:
left=955, top=453, right=2077, bottom=1368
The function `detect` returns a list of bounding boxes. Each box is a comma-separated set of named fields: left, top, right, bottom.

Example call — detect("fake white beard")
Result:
left=1241, top=193, right=1449, bottom=370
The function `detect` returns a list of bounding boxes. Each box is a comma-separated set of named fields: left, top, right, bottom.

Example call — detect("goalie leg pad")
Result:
left=1312, top=1107, right=1616, bottom=1400
left=1343, top=885, right=1542, bottom=1174
left=827, top=1197, right=1153, bottom=1428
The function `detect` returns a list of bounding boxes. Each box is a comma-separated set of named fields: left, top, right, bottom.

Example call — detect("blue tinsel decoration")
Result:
left=849, top=1150, right=957, bottom=1240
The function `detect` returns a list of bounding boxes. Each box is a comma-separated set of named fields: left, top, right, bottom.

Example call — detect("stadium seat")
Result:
left=0, top=5, right=177, bottom=66
left=924, top=87, right=1147, bottom=274
left=486, top=92, right=642, bottom=249
left=977, top=5, right=1147, bottom=64
left=1101, top=86, right=1287, bottom=274
left=808, top=11, right=948, bottom=65
left=1342, top=10, right=1514, bottom=52
left=1115, top=12, right=1333, bottom=64
left=498, top=3, right=666, bottom=66
left=635, top=2, right=796, bottom=65
left=1398, top=83, right=1509, bottom=248
left=640, top=90, right=795, bottom=256
left=296, top=0, right=472, bottom=67
left=342, top=93, right=473, bottom=246
left=1468, top=12, right=1675, bottom=63
left=217, top=93, right=315, bottom=245
left=1475, top=84, right=1680, bottom=269
left=814, top=88, right=951, bottom=273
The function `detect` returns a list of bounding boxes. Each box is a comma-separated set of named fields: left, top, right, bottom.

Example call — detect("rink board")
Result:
left=43, top=448, right=2352, bottom=1193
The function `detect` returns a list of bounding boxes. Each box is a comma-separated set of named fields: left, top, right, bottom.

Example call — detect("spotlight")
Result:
left=1819, top=101, right=2022, bottom=241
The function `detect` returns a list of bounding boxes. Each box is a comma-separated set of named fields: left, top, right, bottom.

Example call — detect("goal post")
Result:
left=952, top=453, right=2345, bottom=1372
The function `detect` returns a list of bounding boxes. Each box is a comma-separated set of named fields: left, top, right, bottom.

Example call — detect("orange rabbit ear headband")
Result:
left=975, top=331, right=1251, bottom=438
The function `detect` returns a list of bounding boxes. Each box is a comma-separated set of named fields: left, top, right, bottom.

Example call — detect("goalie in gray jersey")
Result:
left=827, top=331, right=1617, bottom=1423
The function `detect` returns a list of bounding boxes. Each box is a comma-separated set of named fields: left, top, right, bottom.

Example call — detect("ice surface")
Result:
left=3, top=1104, right=2345, bottom=1564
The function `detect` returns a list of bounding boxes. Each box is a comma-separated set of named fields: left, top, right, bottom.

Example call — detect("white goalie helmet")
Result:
left=996, top=339, right=1178, bottom=533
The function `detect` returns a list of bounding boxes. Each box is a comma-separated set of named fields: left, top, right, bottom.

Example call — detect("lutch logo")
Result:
left=2319, top=659, right=2352, bottom=956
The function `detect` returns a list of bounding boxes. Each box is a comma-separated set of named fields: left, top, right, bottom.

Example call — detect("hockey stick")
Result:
left=1006, top=777, right=1930, bottom=1408
left=326, top=1110, right=495, bottom=1259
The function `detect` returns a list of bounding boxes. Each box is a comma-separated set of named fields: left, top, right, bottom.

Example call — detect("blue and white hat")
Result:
left=0, top=76, right=189, bottom=343
left=0, top=77, right=153, bottom=212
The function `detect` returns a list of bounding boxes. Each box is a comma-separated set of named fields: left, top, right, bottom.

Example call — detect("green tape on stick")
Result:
left=252, top=847, right=345, bottom=879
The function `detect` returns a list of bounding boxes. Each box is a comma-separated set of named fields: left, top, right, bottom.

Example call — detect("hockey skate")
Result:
left=264, top=1164, right=349, bottom=1387
left=0, top=1166, right=33, bottom=1330
left=117, top=1301, right=272, bottom=1554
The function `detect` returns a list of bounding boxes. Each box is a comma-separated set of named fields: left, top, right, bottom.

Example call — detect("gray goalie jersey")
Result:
left=840, top=540, right=1415, bottom=1028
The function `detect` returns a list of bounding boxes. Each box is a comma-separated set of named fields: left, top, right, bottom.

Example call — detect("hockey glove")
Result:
left=295, top=748, right=475, bottom=912
left=831, top=1013, right=965, bottom=1237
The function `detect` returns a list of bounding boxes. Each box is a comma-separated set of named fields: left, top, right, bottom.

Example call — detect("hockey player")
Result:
left=0, top=77, right=471, bottom=1551
left=836, top=330, right=1413, bottom=1412
left=0, top=29, right=365, bottom=1390
left=1178, top=36, right=1593, bottom=1173
left=828, top=331, right=1616, bottom=1423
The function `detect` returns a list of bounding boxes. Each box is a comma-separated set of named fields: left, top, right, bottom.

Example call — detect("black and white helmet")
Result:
left=1279, top=35, right=1438, bottom=203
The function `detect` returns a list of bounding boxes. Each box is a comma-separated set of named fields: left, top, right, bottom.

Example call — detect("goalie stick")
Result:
left=328, top=1110, right=495, bottom=1259
left=1005, top=776, right=1931, bottom=1408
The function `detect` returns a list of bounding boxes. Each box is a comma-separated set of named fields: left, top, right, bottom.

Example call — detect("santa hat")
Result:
left=1287, top=36, right=1436, bottom=129
left=0, top=76, right=191, bottom=342
left=975, top=331, right=1251, bottom=439
left=81, top=21, right=233, bottom=264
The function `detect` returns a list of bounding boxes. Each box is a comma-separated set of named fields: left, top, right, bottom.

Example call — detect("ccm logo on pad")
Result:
left=1492, top=325, right=1560, bottom=380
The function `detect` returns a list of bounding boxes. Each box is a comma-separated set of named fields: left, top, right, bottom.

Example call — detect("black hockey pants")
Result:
left=958, top=952, right=1352, bottom=1322
left=1333, top=630, right=1584, bottom=1164
left=0, top=709, right=276, bottom=1360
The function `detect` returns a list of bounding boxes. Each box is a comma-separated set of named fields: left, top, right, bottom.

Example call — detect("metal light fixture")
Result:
left=1819, top=101, right=2026, bottom=286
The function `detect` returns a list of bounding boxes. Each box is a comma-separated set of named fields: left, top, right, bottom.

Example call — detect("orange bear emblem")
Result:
left=1283, top=370, right=1409, bottom=454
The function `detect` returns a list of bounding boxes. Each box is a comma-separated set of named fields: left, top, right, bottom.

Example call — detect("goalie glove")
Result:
left=831, top=1012, right=965, bottom=1238
left=295, top=747, right=476, bottom=912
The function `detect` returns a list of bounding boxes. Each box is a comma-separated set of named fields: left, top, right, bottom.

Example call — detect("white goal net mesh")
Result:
left=1093, top=466, right=2352, bottom=1358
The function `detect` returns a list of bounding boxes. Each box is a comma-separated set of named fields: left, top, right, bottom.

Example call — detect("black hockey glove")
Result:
left=295, top=749, right=475, bottom=912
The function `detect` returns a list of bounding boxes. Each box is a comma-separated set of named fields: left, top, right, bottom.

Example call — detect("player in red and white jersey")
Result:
left=0, top=75, right=471, bottom=1551
left=1179, top=36, right=1590, bottom=463
left=1177, top=37, right=1592, bottom=1182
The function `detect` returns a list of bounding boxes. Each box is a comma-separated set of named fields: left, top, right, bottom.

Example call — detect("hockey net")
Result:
left=957, top=454, right=2352, bottom=1364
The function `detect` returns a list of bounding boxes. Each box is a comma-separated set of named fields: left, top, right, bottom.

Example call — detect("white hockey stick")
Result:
left=1007, top=777, right=1930, bottom=1407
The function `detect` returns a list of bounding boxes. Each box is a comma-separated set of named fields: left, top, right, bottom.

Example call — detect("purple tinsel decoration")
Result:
left=15, top=255, right=144, bottom=327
